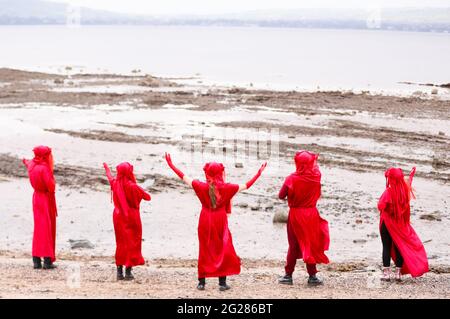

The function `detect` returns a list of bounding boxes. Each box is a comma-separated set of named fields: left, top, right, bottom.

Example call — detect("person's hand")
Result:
left=245, top=162, right=267, bottom=189
left=165, top=152, right=184, bottom=179
left=258, top=162, right=267, bottom=174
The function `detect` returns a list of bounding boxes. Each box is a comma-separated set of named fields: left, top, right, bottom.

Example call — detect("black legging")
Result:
left=380, top=222, right=404, bottom=268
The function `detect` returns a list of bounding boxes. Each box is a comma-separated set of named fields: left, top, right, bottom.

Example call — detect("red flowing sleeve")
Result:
left=138, top=185, right=151, bottom=201
left=278, top=181, right=289, bottom=199
left=192, top=179, right=204, bottom=196
left=222, top=183, right=239, bottom=203
left=104, top=164, right=115, bottom=187
left=42, top=167, right=56, bottom=193
left=42, top=166, right=57, bottom=216
left=128, top=183, right=151, bottom=207
left=377, top=189, right=391, bottom=214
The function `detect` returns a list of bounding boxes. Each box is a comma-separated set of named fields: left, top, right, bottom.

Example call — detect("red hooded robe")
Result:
left=23, top=146, right=57, bottom=261
left=192, top=162, right=241, bottom=278
left=280, top=151, right=330, bottom=265
left=378, top=167, right=428, bottom=277
left=106, top=162, right=151, bottom=267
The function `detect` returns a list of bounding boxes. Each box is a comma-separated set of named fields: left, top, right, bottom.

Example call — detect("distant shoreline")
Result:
left=0, top=22, right=449, bottom=33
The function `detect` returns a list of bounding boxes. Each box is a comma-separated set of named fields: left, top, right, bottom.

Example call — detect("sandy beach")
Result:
left=1, top=252, right=449, bottom=299
left=0, top=68, right=449, bottom=298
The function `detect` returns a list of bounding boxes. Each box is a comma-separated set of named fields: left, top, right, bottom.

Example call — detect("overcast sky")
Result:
left=48, top=0, right=450, bottom=15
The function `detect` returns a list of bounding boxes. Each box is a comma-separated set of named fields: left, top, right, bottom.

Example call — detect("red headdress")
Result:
left=293, top=150, right=321, bottom=183
left=384, top=167, right=416, bottom=222
left=113, top=162, right=137, bottom=217
left=29, top=145, right=54, bottom=172
left=203, top=162, right=226, bottom=210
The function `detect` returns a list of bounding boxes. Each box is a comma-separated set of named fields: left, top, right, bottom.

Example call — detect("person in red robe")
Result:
left=378, top=167, right=428, bottom=281
left=22, top=146, right=57, bottom=270
left=103, top=162, right=151, bottom=281
left=278, top=150, right=330, bottom=286
left=165, top=153, right=266, bottom=291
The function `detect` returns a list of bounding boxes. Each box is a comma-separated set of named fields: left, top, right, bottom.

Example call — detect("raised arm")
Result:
left=238, top=162, right=267, bottom=192
left=406, top=167, right=416, bottom=185
left=406, top=166, right=417, bottom=200
left=278, top=183, right=289, bottom=200
left=22, top=158, right=30, bottom=168
left=103, top=162, right=114, bottom=185
left=165, top=153, right=193, bottom=188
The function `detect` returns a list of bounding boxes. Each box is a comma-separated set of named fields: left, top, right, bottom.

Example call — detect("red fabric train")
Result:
left=378, top=167, right=429, bottom=277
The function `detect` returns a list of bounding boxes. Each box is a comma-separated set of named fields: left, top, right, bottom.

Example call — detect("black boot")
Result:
left=124, top=267, right=134, bottom=280
left=33, top=257, right=42, bottom=269
left=278, top=274, right=293, bottom=285
left=219, top=276, right=230, bottom=291
left=117, top=266, right=124, bottom=281
left=197, top=278, right=206, bottom=291
left=43, top=257, right=56, bottom=270
left=307, top=275, right=323, bottom=286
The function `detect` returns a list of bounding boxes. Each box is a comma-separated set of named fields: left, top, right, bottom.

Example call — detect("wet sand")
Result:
left=0, top=68, right=449, bottom=298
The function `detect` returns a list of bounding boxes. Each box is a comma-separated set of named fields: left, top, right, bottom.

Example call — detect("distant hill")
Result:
left=0, top=0, right=146, bottom=24
left=0, top=0, right=449, bottom=32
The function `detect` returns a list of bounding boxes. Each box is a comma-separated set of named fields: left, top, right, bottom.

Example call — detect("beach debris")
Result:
left=420, top=213, right=442, bottom=221
left=235, top=162, right=244, bottom=168
left=367, top=232, right=379, bottom=238
left=431, top=88, right=438, bottom=95
left=355, top=219, right=363, bottom=224
left=237, top=202, right=249, bottom=208
left=353, top=239, right=367, bottom=244
left=438, top=131, right=445, bottom=136
left=68, top=239, right=95, bottom=249
left=273, top=210, right=288, bottom=223
left=139, top=77, right=160, bottom=87
left=431, top=156, right=448, bottom=169
left=53, top=78, right=64, bottom=84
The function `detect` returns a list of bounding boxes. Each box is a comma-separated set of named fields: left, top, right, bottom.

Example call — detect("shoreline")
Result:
left=1, top=67, right=449, bottom=100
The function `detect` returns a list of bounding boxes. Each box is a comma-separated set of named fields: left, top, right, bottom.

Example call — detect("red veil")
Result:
left=285, top=150, right=322, bottom=188
left=384, top=167, right=415, bottom=224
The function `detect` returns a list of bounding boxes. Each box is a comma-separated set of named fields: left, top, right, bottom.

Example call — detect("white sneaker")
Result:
left=394, top=268, right=402, bottom=282
left=381, top=267, right=391, bottom=281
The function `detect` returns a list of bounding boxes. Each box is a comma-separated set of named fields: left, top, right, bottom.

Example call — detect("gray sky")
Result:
left=49, top=0, right=450, bottom=15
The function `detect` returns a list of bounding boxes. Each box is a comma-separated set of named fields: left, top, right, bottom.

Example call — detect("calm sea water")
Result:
left=1, top=25, right=449, bottom=92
